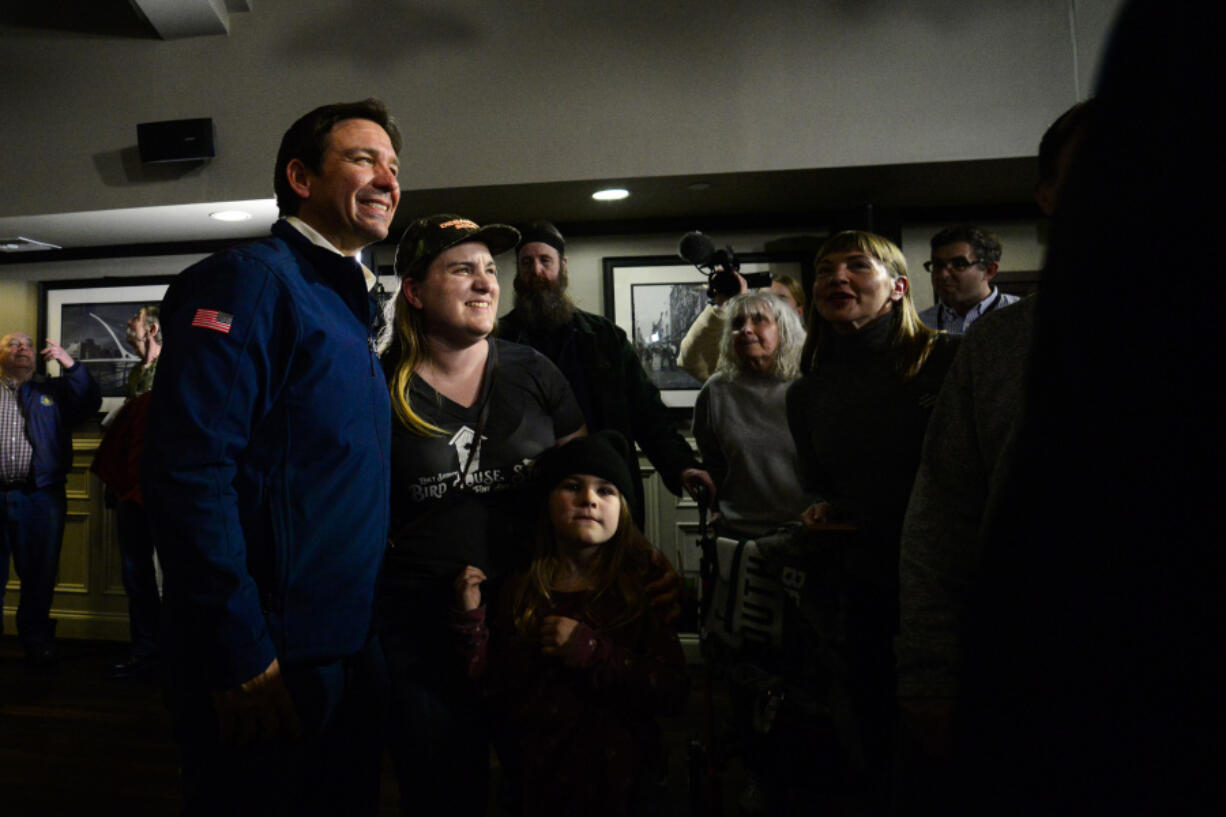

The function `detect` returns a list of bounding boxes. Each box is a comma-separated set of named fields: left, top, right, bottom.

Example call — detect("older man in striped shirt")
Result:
left=0, top=331, right=100, bottom=666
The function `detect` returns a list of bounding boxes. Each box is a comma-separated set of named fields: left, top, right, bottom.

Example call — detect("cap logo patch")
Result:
left=191, top=309, right=234, bottom=334
left=439, top=219, right=478, bottom=231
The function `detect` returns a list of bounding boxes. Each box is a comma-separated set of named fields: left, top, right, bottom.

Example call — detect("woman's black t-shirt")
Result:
left=379, top=338, right=584, bottom=624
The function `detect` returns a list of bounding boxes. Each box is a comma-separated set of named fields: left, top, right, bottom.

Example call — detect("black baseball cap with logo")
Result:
left=394, top=214, right=520, bottom=279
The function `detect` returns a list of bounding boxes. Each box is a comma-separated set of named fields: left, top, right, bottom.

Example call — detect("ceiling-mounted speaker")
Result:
left=137, top=118, right=215, bottom=163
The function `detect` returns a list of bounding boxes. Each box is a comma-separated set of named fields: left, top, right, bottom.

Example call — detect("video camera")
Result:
left=678, top=231, right=772, bottom=301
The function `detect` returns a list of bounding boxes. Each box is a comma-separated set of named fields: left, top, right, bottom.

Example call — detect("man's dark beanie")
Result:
left=518, top=220, right=566, bottom=256
left=535, top=430, right=635, bottom=514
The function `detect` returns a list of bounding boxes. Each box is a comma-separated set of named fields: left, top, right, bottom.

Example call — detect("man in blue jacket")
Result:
left=0, top=333, right=101, bottom=666
left=142, top=98, right=400, bottom=816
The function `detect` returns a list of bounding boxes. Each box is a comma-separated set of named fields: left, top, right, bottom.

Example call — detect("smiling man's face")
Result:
left=290, top=118, right=400, bottom=255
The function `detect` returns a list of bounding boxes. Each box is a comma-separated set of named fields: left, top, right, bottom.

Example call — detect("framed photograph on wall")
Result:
left=38, top=276, right=175, bottom=416
left=602, top=253, right=805, bottom=408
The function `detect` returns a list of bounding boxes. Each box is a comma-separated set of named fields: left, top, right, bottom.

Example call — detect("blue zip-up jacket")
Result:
left=19, top=362, right=102, bottom=488
left=142, top=220, right=391, bottom=691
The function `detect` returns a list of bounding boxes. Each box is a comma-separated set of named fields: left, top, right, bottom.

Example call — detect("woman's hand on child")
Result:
left=539, top=615, right=580, bottom=655
left=454, top=565, right=487, bottom=612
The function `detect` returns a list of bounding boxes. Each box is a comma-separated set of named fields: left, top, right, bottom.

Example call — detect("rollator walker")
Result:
left=687, top=487, right=859, bottom=816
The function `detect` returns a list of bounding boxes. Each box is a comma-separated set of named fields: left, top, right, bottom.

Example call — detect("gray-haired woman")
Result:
left=691, top=290, right=814, bottom=538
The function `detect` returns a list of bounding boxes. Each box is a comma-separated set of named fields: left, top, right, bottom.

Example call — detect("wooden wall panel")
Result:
left=54, top=512, right=91, bottom=593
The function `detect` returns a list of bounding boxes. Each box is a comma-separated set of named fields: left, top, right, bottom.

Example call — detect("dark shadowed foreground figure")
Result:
left=893, top=97, right=1094, bottom=813
left=953, top=2, right=1225, bottom=813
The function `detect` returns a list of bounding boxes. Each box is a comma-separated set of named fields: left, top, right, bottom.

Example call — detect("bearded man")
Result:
left=496, top=221, right=713, bottom=525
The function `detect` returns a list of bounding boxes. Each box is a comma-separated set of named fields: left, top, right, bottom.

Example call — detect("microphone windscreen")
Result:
left=678, top=231, right=715, bottom=265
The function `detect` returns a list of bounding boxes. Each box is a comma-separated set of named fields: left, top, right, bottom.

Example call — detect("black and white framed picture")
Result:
left=601, top=254, right=804, bottom=407
left=38, top=277, right=174, bottom=415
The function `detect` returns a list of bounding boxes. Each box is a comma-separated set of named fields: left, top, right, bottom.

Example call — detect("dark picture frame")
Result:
left=38, top=276, right=175, bottom=415
left=602, top=253, right=805, bottom=407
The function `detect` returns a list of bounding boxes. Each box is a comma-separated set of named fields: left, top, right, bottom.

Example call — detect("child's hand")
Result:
left=454, top=565, right=487, bottom=612
left=539, top=615, right=580, bottom=655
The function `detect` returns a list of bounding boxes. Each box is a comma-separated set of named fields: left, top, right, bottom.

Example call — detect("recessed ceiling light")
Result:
left=209, top=209, right=253, bottom=222
left=592, top=188, right=629, bottom=201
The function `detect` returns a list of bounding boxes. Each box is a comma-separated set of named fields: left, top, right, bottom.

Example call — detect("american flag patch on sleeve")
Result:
left=191, top=309, right=234, bottom=334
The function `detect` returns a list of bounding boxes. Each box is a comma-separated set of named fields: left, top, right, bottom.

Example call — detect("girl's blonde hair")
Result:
left=512, top=490, right=655, bottom=637
left=798, top=230, right=940, bottom=380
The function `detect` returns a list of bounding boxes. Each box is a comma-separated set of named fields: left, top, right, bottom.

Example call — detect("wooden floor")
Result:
left=1, top=636, right=181, bottom=816
left=0, top=636, right=404, bottom=816
left=0, top=636, right=745, bottom=817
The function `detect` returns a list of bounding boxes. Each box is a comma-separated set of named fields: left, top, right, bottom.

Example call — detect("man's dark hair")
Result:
left=1038, top=99, right=1096, bottom=185
left=273, top=98, right=402, bottom=217
left=930, top=224, right=1003, bottom=266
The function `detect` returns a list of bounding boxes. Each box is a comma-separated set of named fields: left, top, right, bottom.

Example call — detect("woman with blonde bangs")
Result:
left=376, top=214, right=586, bottom=817
left=796, top=230, right=940, bottom=379
left=785, top=229, right=959, bottom=806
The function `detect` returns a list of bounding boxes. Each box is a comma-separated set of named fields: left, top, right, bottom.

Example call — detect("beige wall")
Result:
left=0, top=253, right=209, bottom=341
left=0, top=281, right=39, bottom=339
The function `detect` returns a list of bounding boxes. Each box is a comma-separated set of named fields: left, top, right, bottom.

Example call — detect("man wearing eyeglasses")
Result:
left=918, top=226, right=1019, bottom=333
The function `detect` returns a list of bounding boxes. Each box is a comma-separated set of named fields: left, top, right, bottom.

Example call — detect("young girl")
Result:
left=453, top=431, right=689, bottom=816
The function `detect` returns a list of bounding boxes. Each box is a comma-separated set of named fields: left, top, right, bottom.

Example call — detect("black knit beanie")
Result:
left=517, top=220, right=566, bottom=256
left=535, top=430, right=635, bottom=511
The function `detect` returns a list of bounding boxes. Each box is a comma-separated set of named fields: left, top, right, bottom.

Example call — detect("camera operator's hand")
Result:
left=712, top=270, right=748, bottom=306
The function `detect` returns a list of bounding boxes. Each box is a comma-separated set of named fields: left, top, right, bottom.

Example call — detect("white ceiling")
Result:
left=0, top=199, right=280, bottom=249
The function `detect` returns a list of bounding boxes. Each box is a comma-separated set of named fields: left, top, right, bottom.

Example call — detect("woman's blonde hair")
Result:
left=381, top=280, right=447, bottom=435
left=714, top=290, right=805, bottom=381
left=512, top=490, right=654, bottom=638
left=798, top=230, right=940, bottom=380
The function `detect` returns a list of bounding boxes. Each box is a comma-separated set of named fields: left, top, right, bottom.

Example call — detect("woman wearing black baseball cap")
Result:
left=376, top=214, right=586, bottom=815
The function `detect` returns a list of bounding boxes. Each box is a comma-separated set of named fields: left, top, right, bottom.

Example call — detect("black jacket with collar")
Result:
left=497, top=307, right=698, bottom=523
